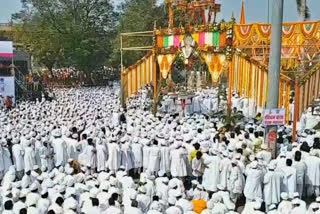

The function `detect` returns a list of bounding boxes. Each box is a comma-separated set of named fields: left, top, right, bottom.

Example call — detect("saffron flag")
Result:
left=0, top=41, right=13, bottom=58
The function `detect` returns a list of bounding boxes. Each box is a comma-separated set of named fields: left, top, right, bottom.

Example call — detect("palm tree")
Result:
left=296, top=0, right=310, bottom=21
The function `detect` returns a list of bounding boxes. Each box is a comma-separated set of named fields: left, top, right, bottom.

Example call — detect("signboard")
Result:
left=0, top=41, right=13, bottom=58
left=263, top=108, right=286, bottom=126
left=0, top=77, right=15, bottom=103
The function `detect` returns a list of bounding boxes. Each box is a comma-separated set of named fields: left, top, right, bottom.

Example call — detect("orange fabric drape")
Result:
left=239, top=57, right=243, bottom=95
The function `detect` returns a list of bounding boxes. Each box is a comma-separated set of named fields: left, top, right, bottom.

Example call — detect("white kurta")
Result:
left=244, top=168, right=264, bottom=201
left=24, top=146, right=35, bottom=172
left=12, top=144, right=24, bottom=171
left=160, top=145, right=170, bottom=173
left=52, top=137, right=68, bottom=167
left=121, top=143, right=134, bottom=171
left=131, top=142, right=143, bottom=168
left=107, top=143, right=120, bottom=172
left=202, top=155, right=221, bottom=192
left=263, top=170, right=282, bottom=205
left=148, top=146, right=160, bottom=173
left=96, top=143, right=107, bottom=172
left=170, top=148, right=187, bottom=177
left=280, top=166, right=297, bottom=195
left=304, top=155, right=320, bottom=186
left=219, top=157, right=232, bottom=189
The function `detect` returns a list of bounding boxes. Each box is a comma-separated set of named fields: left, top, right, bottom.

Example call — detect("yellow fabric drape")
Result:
left=146, top=56, right=150, bottom=84
left=202, top=53, right=224, bottom=83
left=132, top=67, right=137, bottom=94
left=157, top=54, right=176, bottom=79
left=137, top=64, right=141, bottom=91
left=143, top=61, right=146, bottom=87
left=263, top=71, right=268, bottom=107
left=150, top=56, right=153, bottom=84
left=128, top=70, right=132, bottom=97
left=239, top=57, right=243, bottom=96
left=259, top=69, right=264, bottom=107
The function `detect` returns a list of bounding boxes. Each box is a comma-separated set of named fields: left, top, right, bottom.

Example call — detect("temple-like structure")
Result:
left=121, top=0, right=320, bottom=140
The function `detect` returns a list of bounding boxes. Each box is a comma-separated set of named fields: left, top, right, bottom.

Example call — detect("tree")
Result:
left=110, top=0, right=168, bottom=67
left=296, top=0, right=310, bottom=21
left=12, top=0, right=117, bottom=74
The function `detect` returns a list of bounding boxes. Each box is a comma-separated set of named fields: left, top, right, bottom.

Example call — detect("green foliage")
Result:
left=221, top=110, right=244, bottom=131
left=110, top=0, right=168, bottom=67
left=12, top=0, right=117, bottom=73
left=296, top=0, right=310, bottom=21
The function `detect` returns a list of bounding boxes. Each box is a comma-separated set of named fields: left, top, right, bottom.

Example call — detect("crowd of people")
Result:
left=0, top=86, right=319, bottom=214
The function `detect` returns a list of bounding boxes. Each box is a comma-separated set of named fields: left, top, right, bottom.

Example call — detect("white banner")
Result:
left=0, top=77, right=15, bottom=103
left=0, top=41, right=13, bottom=58
left=263, top=108, right=286, bottom=126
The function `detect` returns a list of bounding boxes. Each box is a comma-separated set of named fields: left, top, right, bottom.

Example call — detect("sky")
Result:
left=1, top=0, right=320, bottom=23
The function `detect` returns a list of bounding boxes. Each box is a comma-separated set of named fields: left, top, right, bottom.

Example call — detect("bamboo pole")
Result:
left=153, top=56, right=157, bottom=99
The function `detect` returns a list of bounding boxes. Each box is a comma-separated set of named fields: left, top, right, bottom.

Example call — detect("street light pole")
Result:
left=267, top=0, right=270, bottom=23
left=266, top=0, right=284, bottom=158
